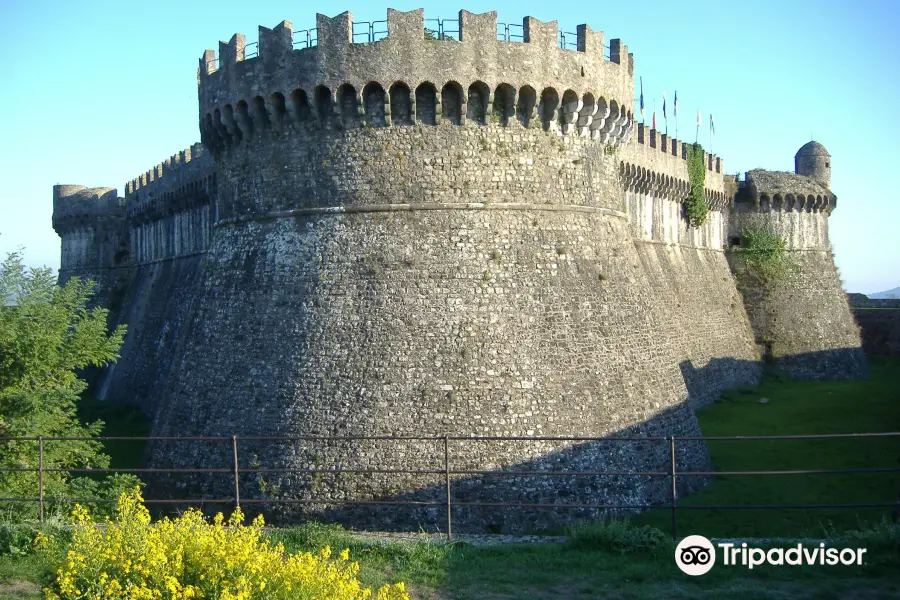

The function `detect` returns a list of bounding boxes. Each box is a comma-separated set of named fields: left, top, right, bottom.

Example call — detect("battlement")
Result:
left=124, top=143, right=216, bottom=225
left=197, top=9, right=635, bottom=156
left=733, top=169, right=836, bottom=215
left=52, top=185, right=124, bottom=234
left=618, top=123, right=727, bottom=208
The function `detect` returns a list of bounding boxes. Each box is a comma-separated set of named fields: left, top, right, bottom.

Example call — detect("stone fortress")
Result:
left=51, top=9, right=867, bottom=531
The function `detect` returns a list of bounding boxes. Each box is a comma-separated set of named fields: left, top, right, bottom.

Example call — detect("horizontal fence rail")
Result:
left=2, top=433, right=898, bottom=541
left=205, top=18, right=618, bottom=69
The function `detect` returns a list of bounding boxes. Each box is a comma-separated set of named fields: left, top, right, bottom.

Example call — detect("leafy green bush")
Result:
left=565, top=518, right=672, bottom=555
left=729, top=224, right=797, bottom=285
left=0, top=250, right=140, bottom=520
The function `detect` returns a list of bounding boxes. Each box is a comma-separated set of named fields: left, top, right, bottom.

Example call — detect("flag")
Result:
left=662, top=90, right=667, bottom=119
left=710, top=114, right=715, bottom=135
left=697, top=109, right=701, bottom=128
left=640, top=77, right=645, bottom=121
left=652, top=110, right=656, bottom=130
left=673, top=91, right=678, bottom=117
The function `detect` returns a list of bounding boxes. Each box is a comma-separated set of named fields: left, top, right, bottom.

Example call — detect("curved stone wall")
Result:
left=145, top=119, right=714, bottom=531
left=198, top=9, right=639, bottom=165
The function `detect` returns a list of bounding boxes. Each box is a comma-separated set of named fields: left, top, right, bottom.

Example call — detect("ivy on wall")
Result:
left=728, top=224, right=796, bottom=285
left=684, top=143, right=708, bottom=227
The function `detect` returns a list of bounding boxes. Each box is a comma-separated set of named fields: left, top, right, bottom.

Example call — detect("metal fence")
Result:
left=2, top=432, right=897, bottom=541
left=203, top=21, right=616, bottom=68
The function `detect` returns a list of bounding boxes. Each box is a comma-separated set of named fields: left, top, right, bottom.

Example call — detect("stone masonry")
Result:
left=51, top=9, right=866, bottom=532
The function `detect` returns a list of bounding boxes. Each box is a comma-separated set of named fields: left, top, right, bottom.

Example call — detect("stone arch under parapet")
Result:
left=442, top=81, right=464, bottom=125
left=539, top=87, right=559, bottom=131
left=337, top=84, right=358, bottom=122
left=494, top=83, right=515, bottom=126
left=516, top=85, right=536, bottom=128
left=291, top=89, right=311, bottom=123
left=773, top=194, right=783, bottom=211
left=806, top=194, right=815, bottom=212
left=390, top=82, right=413, bottom=125
left=579, top=93, right=595, bottom=134
left=313, top=86, right=332, bottom=122
left=760, top=193, right=771, bottom=211
left=415, top=82, right=438, bottom=125
left=252, top=96, right=270, bottom=129
left=222, top=104, right=240, bottom=144
left=605, top=99, right=619, bottom=138
left=467, top=81, right=490, bottom=125
left=785, top=193, right=796, bottom=211
left=560, top=89, right=579, bottom=128
left=363, top=82, right=387, bottom=126
left=269, top=92, right=287, bottom=128
left=236, top=100, right=252, bottom=138
left=591, top=96, right=608, bottom=134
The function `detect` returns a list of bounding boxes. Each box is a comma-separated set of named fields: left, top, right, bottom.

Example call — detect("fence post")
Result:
left=669, top=436, right=677, bottom=542
left=232, top=436, right=240, bottom=511
left=38, top=436, right=44, bottom=524
left=444, top=434, right=452, bottom=541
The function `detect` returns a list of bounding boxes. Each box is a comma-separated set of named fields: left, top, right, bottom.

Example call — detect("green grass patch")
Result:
left=632, top=357, right=900, bottom=538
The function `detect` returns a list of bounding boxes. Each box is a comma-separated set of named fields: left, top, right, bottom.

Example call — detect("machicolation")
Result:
left=52, top=8, right=867, bottom=533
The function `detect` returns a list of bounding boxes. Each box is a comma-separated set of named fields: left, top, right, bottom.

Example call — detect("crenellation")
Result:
left=576, top=24, right=603, bottom=55
left=258, top=20, right=293, bottom=59
left=218, top=33, right=246, bottom=70
left=387, top=8, right=424, bottom=39
left=316, top=11, right=353, bottom=51
left=460, top=9, right=498, bottom=42
left=522, top=16, right=557, bottom=49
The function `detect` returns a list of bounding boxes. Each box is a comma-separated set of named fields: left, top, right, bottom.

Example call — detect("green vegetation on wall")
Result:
left=728, top=224, right=797, bottom=285
left=684, top=143, right=708, bottom=227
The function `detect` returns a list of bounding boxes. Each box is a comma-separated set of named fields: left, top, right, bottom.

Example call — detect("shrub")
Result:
left=565, top=518, right=672, bottom=555
left=38, top=488, right=409, bottom=600
left=729, top=224, right=796, bottom=285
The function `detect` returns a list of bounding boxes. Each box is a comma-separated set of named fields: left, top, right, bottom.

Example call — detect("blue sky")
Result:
left=1, top=0, right=897, bottom=293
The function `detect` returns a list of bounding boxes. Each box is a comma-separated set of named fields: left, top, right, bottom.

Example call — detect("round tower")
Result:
left=794, top=140, right=830, bottom=188
left=146, top=8, right=717, bottom=533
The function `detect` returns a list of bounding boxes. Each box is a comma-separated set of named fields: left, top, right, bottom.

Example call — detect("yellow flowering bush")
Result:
left=40, top=488, right=408, bottom=600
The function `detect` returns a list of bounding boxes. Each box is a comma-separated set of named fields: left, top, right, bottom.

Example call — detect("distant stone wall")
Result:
left=732, top=250, right=867, bottom=379
left=848, top=294, right=900, bottom=356
left=94, top=256, right=205, bottom=414
left=634, top=241, right=761, bottom=407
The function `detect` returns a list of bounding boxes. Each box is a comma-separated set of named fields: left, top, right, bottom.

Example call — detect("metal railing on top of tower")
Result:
left=424, top=18, right=459, bottom=40
left=292, top=28, right=318, bottom=49
left=204, top=20, right=616, bottom=66
left=352, top=20, right=388, bottom=43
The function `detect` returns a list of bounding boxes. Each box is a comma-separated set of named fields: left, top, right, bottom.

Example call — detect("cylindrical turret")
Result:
left=794, top=141, right=830, bottom=188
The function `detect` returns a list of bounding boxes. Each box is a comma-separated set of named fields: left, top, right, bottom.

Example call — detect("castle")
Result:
left=51, top=9, right=867, bottom=532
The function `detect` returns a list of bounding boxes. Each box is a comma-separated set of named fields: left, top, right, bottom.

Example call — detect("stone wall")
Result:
left=93, top=256, right=205, bottom=415
left=730, top=249, right=867, bottom=379
left=633, top=241, right=761, bottom=407
left=848, top=294, right=900, bottom=356
left=143, top=119, right=714, bottom=532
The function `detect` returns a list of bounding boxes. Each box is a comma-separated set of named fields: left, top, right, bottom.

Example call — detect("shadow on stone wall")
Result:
left=140, top=347, right=868, bottom=534
left=848, top=294, right=900, bottom=356
left=144, top=398, right=710, bottom=534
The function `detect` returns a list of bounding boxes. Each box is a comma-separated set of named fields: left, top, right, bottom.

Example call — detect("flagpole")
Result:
left=674, top=91, right=678, bottom=141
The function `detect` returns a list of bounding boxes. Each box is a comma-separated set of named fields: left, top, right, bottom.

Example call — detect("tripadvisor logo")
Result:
left=675, top=535, right=867, bottom=576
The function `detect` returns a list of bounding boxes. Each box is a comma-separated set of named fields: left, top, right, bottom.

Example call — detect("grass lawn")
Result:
left=3, top=521, right=899, bottom=600
left=631, top=356, right=900, bottom=538
left=1, top=358, right=897, bottom=598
